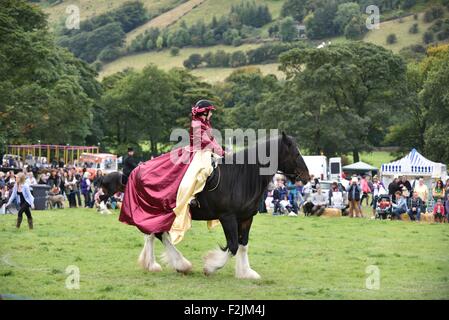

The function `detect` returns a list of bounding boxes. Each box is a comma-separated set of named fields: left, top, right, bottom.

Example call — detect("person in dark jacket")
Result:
left=348, top=177, right=362, bottom=218
left=122, top=147, right=138, bottom=185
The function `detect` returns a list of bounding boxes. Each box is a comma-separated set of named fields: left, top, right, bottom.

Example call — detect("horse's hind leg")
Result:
left=235, top=217, right=260, bottom=280
left=159, top=232, right=192, bottom=274
left=138, top=234, right=162, bottom=272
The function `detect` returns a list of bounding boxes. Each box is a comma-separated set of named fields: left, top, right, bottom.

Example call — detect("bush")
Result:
left=386, top=33, right=397, bottom=44
left=423, top=31, right=434, bottom=44
left=98, top=46, right=121, bottom=62
left=409, top=23, right=419, bottom=34
left=230, top=51, right=247, bottom=67
left=170, top=47, right=180, bottom=56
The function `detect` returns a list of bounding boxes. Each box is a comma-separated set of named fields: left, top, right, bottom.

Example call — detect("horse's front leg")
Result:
left=203, top=214, right=236, bottom=275
left=159, top=232, right=192, bottom=274
left=235, top=216, right=260, bottom=279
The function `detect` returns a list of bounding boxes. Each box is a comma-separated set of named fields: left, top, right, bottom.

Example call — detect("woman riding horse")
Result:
left=119, top=100, right=224, bottom=244
left=119, top=100, right=310, bottom=279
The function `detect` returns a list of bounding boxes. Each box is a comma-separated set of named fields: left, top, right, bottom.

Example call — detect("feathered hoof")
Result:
left=236, top=269, right=261, bottom=280
left=176, top=258, right=193, bottom=274
left=148, top=263, right=162, bottom=272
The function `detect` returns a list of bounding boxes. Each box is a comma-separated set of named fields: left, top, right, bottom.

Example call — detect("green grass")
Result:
left=346, top=151, right=398, bottom=168
left=1, top=207, right=448, bottom=299
left=40, top=0, right=185, bottom=26
left=364, top=12, right=441, bottom=53
left=99, top=43, right=275, bottom=80
left=125, top=0, right=207, bottom=45
left=172, top=0, right=284, bottom=27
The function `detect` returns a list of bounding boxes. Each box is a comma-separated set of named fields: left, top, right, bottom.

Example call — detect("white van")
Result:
left=303, top=156, right=328, bottom=181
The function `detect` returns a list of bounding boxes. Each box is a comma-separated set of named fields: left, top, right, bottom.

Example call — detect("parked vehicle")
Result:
left=303, top=156, right=342, bottom=182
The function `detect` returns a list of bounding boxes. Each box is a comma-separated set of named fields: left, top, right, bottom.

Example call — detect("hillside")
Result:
left=125, top=0, right=206, bottom=45
left=364, top=12, right=447, bottom=52
left=41, top=0, right=448, bottom=83
left=40, top=0, right=186, bottom=26
left=171, top=0, right=284, bottom=27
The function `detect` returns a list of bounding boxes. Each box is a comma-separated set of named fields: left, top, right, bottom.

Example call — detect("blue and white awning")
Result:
left=381, top=149, right=440, bottom=176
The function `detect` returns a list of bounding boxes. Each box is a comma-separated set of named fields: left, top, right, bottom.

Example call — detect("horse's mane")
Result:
left=213, top=136, right=285, bottom=212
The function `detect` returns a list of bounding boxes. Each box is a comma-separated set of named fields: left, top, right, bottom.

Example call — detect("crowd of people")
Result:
left=260, top=173, right=449, bottom=223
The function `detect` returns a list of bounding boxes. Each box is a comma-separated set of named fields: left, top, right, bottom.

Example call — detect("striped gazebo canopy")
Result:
left=381, top=149, right=436, bottom=176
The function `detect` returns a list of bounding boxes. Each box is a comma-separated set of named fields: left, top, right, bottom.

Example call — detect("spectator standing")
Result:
left=65, top=171, right=78, bottom=208
left=72, top=168, right=82, bottom=207
left=25, top=172, right=37, bottom=186
left=348, top=177, right=362, bottom=218
left=123, top=147, right=138, bottom=185
left=388, top=177, right=401, bottom=199
left=360, top=175, right=371, bottom=206
left=432, top=180, right=445, bottom=202
left=80, top=172, right=92, bottom=208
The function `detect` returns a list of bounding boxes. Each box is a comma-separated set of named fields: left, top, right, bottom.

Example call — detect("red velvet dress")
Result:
left=119, top=118, right=223, bottom=234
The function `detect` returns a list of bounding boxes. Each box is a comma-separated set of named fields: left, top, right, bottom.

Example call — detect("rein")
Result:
left=207, top=165, right=221, bottom=192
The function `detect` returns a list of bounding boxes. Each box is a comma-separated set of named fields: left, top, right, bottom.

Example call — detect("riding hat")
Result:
left=191, top=100, right=216, bottom=116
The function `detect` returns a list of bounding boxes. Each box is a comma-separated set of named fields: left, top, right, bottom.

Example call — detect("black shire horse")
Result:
left=98, top=171, right=125, bottom=204
left=138, top=133, right=310, bottom=279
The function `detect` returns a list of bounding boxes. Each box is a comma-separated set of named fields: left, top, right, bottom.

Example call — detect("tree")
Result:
left=0, top=0, right=101, bottom=146
left=281, top=0, right=308, bottom=22
left=334, top=2, right=361, bottom=34
left=409, top=23, right=419, bottom=34
left=279, top=17, right=297, bottom=42
left=344, top=16, right=366, bottom=40
left=170, top=47, right=180, bottom=56
left=305, top=0, right=338, bottom=40
left=279, top=42, right=408, bottom=160
left=230, top=51, right=247, bottom=67
left=423, top=31, right=434, bottom=44
left=386, top=33, right=397, bottom=44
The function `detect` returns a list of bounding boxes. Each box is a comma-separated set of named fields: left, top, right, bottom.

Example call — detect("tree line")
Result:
left=183, top=42, right=308, bottom=69
left=128, top=1, right=272, bottom=54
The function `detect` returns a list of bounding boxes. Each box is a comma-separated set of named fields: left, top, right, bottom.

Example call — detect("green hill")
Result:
left=40, top=0, right=186, bottom=26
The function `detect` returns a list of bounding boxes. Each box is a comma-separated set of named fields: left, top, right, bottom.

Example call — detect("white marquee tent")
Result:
left=381, top=149, right=447, bottom=182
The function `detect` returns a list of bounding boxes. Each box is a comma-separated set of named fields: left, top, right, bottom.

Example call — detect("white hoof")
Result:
left=161, top=252, right=192, bottom=274
left=236, top=268, right=261, bottom=280
left=148, top=262, right=162, bottom=272
left=203, top=249, right=230, bottom=275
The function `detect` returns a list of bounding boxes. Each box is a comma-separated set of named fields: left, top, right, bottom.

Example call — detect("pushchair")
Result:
left=375, top=194, right=392, bottom=220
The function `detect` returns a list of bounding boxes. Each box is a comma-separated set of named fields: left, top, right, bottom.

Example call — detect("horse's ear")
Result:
left=281, top=131, right=287, bottom=140
left=281, top=131, right=291, bottom=145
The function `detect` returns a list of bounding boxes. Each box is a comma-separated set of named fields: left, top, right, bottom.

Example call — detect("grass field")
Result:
left=125, top=0, right=207, bottom=45
left=172, top=0, right=284, bottom=28
left=1, top=207, right=448, bottom=299
left=99, top=43, right=280, bottom=81
left=345, top=151, right=398, bottom=169
left=40, top=0, right=185, bottom=26
left=364, top=12, right=439, bottom=53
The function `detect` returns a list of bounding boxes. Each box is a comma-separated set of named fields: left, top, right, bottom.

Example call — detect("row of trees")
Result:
left=183, top=42, right=308, bottom=69
left=129, top=1, right=273, bottom=53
